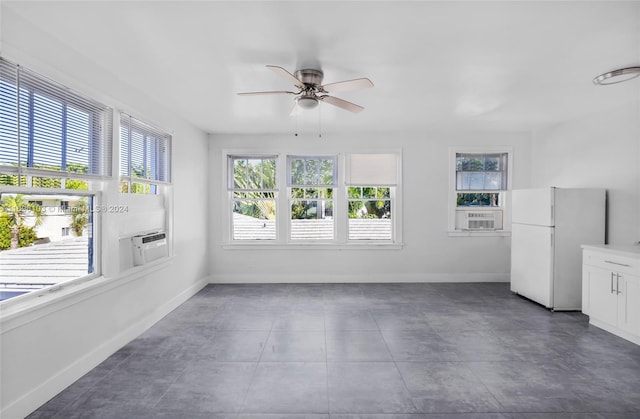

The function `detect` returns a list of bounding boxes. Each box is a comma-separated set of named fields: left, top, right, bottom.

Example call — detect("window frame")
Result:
left=287, top=155, right=337, bottom=242
left=0, top=58, right=113, bottom=182
left=222, top=149, right=403, bottom=249
left=0, top=185, right=102, bottom=304
left=347, top=185, right=394, bottom=242
left=448, top=146, right=512, bottom=236
left=0, top=57, right=175, bottom=316
left=119, top=113, right=172, bottom=195
left=227, top=154, right=279, bottom=241
left=0, top=58, right=114, bottom=306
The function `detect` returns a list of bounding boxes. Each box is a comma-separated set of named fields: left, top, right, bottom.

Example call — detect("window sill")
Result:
left=447, top=230, right=511, bottom=237
left=0, top=256, right=174, bottom=333
left=222, top=242, right=404, bottom=250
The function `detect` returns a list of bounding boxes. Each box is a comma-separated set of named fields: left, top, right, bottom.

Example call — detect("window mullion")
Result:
left=335, top=182, right=347, bottom=243
left=15, top=66, right=22, bottom=178
left=142, top=134, right=148, bottom=180
left=27, top=91, right=34, bottom=168
left=61, top=103, right=67, bottom=172
left=89, top=112, right=95, bottom=174
left=278, top=154, right=288, bottom=242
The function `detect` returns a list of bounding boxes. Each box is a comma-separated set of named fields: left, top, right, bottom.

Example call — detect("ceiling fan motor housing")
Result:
left=294, top=69, right=324, bottom=87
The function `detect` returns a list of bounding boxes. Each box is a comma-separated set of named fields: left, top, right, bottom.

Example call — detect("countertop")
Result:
left=581, top=244, right=640, bottom=259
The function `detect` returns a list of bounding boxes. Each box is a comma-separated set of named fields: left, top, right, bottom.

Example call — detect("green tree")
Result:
left=1, top=194, right=43, bottom=250
left=0, top=216, right=37, bottom=250
left=70, top=199, right=89, bottom=236
left=233, top=159, right=277, bottom=220
left=32, top=176, right=62, bottom=188
left=456, top=193, right=498, bottom=206
left=66, top=179, right=89, bottom=190
left=348, top=187, right=390, bottom=219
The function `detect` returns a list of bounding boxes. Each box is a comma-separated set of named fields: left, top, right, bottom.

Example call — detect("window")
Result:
left=224, top=151, right=402, bottom=246
left=450, top=149, right=511, bottom=232
left=0, top=58, right=109, bottom=302
left=228, top=155, right=277, bottom=240
left=348, top=187, right=392, bottom=240
left=288, top=156, right=336, bottom=240
left=0, top=58, right=113, bottom=185
left=120, top=113, right=171, bottom=194
left=0, top=191, right=96, bottom=301
left=345, top=154, right=397, bottom=241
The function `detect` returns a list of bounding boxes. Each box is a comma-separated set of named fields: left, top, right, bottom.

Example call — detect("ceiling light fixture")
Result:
left=593, top=67, right=640, bottom=85
left=296, top=95, right=318, bottom=109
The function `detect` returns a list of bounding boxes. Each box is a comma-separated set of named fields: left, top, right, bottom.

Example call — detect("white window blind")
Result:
left=0, top=58, right=113, bottom=177
left=456, top=153, right=508, bottom=191
left=120, top=113, right=171, bottom=184
left=346, top=154, right=397, bottom=186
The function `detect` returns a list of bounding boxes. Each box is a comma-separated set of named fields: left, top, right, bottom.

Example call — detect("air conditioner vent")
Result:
left=460, top=210, right=503, bottom=230
left=141, top=232, right=166, bottom=244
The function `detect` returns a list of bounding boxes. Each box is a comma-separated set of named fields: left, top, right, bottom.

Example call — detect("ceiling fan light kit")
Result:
left=593, top=66, right=640, bottom=85
left=296, top=95, right=319, bottom=109
left=238, top=65, right=373, bottom=113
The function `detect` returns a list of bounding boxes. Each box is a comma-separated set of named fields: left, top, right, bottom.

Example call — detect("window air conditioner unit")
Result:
left=132, top=231, right=168, bottom=266
left=464, top=210, right=503, bottom=230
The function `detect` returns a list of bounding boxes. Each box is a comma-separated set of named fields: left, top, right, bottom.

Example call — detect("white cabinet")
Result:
left=582, top=245, right=640, bottom=345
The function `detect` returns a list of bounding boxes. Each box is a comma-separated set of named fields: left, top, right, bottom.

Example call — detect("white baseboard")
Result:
left=2, top=277, right=209, bottom=419
left=208, top=272, right=510, bottom=284
left=589, top=318, right=640, bottom=346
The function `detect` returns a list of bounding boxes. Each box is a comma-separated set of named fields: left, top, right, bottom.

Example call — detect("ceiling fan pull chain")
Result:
left=318, top=103, right=322, bottom=139
left=294, top=105, right=298, bottom=137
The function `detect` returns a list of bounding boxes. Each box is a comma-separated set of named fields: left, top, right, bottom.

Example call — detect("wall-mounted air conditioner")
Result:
left=132, top=231, right=168, bottom=266
left=462, top=210, right=503, bottom=230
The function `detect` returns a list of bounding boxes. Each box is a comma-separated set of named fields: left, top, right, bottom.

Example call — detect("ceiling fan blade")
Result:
left=319, top=95, right=365, bottom=113
left=237, top=90, right=298, bottom=96
left=266, top=65, right=305, bottom=89
left=319, top=78, right=374, bottom=93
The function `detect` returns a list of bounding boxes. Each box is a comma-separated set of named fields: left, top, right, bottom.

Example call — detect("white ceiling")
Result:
left=3, top=1, right=640, bottom=135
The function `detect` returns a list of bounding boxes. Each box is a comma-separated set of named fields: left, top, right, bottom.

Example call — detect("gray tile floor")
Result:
left=29, top=283, right=640, bottom=419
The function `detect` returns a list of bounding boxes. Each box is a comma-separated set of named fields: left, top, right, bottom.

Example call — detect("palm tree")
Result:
left=233, top=159, right=277, bottom=220
left=1, top=194, right=43, bottom=250
left=70, top=199, right=89, bottom=236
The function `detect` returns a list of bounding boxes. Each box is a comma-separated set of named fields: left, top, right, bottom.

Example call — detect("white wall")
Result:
left=531, top=103, right=640, bottom=245
left=209, top=130, right=532, bottom=283
left=0, top=9, right=210, bottom=419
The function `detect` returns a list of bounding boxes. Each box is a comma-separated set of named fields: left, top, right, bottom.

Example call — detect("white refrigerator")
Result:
left=510, top=187, right=606, bottom=310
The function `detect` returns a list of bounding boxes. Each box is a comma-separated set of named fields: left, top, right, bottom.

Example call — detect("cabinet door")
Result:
left=586, top=266, right=618, bottom=327
left=618, top=274, right=640, bottom=336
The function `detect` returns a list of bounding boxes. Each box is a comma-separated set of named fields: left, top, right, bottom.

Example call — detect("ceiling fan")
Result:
left=238, top=65, right=374, bottom=113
